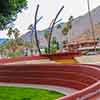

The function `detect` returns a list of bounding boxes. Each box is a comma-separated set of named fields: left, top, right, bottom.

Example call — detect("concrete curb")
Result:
left=0, top=82, right=77, bottom=95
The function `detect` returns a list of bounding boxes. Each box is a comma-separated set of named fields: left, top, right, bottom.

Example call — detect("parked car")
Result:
left=86, top=51, right=97, bottom=55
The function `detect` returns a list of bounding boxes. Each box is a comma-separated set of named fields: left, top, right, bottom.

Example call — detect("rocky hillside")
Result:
left=21, top=6, right=100, bottom=47
left=74, top=23, right=100, bottom=41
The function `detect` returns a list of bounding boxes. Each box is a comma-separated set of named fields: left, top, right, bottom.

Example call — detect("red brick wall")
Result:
left=0, top=64, right=99, bottom=100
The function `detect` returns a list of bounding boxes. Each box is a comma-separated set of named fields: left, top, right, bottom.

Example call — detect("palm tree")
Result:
left=27, top=24, right=35, bottom=48
left=13, top=28, right=21, bottom=51
left=57, top=24, right=62, bottom=29
left=13, top=28, right=20, bottom=40
left=7, top=27, right=20, bottom=40
left=7, top=28, right=20, bottom=52
left=62, top=25, right=69, bottom=35
left=7, top=27, right=13, bottom=39
left=67, top=16, right=73, bottom=42
left=87, top=0, right=96, bottom=52
left=44, top=30, right=49, bottom=40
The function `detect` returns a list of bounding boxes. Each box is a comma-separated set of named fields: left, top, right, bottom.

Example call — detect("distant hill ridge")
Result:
left=0, top=38, right=8, bottom=45
left=21, top=6, right=100, bottom=47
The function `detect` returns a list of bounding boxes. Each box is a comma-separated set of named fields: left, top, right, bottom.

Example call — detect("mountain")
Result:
left=21, top=30, right=48, bottom=48
left=75, top=23, right=100, bottom=41
left=71, top=5, right=100, bottom=39
left=0, top=38, right=8, bottom=45
left=21, top=6, right=100, bottom=47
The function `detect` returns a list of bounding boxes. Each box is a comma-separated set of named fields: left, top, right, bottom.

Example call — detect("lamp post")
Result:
left=87, top=0, right=96, bottom=52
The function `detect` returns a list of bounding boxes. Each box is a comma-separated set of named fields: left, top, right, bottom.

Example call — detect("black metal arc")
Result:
left=34, top=4, right=42, bottom=55
left=48, top=6, right=64, bottom=54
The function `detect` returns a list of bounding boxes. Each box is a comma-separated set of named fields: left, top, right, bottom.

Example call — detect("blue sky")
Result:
left=0, top=0, right=100, bottom=38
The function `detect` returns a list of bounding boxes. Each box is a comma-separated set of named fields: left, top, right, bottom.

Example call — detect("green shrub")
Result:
left=7, top=50, right=22, bottom=58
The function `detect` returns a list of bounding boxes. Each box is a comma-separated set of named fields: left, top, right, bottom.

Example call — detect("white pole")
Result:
left=87, top=0, right=96, bottom=52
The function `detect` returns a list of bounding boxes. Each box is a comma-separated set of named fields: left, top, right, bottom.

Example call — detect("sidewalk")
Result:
left=75, top=55, right=100, bottom=65
left=3, top=59, right=56, bottom=65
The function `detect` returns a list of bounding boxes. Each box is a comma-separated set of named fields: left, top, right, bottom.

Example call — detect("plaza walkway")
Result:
left=75, top=55, right=100, bottom=65
left=3, top=59, right=55, bottom=65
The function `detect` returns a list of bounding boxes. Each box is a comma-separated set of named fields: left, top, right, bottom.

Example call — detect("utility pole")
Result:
left=87, top=0, right=96, bottom=52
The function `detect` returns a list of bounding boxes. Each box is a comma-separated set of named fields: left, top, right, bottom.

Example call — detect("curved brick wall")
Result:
left=0, top=53, right=99, bottom=100
left=0, top=64, right=99, bottom=90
